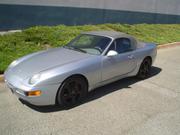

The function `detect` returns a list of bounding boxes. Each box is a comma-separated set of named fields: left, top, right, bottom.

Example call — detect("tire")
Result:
left=57, top=76, right=88, bottom=107
left=136, top=57, right=152, bottom=79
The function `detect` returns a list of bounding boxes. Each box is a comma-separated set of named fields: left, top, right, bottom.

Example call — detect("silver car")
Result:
left=4, top=31, right=157, bottom=107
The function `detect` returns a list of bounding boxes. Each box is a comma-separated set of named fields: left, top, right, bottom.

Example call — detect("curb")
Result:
left=0, top=75, right=4, bottom=83
left=0, top=30, right=22, bottom=36
left=157, top=42, right=180, bottom=49
left=0, top=42, right=180, bottom=83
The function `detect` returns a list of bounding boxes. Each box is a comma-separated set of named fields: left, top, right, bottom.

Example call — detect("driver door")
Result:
left=102, top=38, right=136, bottom=81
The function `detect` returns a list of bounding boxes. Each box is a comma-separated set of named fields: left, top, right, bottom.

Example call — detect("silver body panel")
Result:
left=4, top=31, right=157, bottom=106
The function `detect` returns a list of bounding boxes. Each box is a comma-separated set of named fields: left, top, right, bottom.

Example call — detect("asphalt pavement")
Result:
left=0, top=46, right=180, bottom=135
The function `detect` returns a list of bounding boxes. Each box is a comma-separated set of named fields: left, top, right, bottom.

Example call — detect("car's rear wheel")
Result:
left=137, top=57, right=152, bottom=79
left=57, top=76, right=88, bottom=107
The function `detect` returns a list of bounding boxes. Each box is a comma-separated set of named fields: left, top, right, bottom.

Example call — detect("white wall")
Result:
left=0, top=0, right=180, bottom=15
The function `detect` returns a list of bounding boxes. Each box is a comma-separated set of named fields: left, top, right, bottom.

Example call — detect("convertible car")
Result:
left=4, top=31, right=157, bottom=107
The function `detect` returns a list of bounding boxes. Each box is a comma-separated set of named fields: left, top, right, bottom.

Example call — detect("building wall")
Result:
left=0, top=0, right=180, bottom=30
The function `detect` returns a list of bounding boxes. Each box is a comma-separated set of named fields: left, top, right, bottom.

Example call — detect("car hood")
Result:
left=6, top=47, right=91, bottom=79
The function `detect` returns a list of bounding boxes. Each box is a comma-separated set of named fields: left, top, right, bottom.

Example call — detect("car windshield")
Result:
left=65, top=34, right=112, bottom=55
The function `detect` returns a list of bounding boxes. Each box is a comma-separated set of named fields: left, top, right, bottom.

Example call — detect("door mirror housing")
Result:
left=107, top=50, right=118, bottom=57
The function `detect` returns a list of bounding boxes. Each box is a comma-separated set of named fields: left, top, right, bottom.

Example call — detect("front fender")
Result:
left=34, top=56, right=102, bottom=91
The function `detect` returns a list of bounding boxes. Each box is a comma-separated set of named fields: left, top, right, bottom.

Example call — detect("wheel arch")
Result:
left=67, top=74, right=89, bottom=88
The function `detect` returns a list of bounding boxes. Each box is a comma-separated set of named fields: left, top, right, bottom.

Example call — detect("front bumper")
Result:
left=5, top=80, right=60, bottom=106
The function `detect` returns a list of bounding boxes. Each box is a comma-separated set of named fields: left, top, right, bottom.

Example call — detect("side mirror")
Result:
left=107, top=50, right=118, bottom=57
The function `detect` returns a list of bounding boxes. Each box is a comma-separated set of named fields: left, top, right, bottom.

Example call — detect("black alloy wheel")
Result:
left=137, top=58, right=152, bottom=79
left=57, top=76, right=88, bottom=107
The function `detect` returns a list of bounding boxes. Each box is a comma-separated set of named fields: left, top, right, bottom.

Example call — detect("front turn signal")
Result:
left=26, top=90, right=41, bottom=96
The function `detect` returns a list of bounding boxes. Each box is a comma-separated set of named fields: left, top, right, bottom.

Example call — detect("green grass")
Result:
left=0, top=24, right=180, bottom=73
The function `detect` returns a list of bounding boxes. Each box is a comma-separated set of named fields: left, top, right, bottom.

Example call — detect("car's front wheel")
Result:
left=136, top=57, right=152, bottom=79
left=57, top=76, right=88, bottom=107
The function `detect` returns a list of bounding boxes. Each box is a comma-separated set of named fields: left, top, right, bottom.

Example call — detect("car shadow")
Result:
left=19, top=66, right=162, bottom=113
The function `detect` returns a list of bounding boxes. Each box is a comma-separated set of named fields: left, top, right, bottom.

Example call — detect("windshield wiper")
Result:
left=73, top=46, right=87, bottom=53
left=64, top=46, right=87, bottom=53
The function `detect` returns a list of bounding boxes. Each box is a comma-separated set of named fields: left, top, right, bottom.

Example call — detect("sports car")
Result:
left=4, top=31, right=157, bottom=106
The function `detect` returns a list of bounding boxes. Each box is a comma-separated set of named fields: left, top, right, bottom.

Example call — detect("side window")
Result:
left=115, top=38, right=132, bottom=54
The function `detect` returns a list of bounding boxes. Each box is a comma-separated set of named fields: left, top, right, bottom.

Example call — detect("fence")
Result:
left=0, top=0, right=179, bottom=30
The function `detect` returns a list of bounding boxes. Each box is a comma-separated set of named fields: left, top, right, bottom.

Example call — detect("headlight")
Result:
left=29, top=74, right=41, bottom=85
left=9, top=60, right=18, bottom=68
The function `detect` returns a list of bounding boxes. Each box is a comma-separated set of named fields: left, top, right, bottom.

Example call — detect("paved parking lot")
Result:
left=0, top=46, right=180, bottom=135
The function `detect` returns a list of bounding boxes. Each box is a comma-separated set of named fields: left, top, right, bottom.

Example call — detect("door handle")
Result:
left=128, top=55, right=134, bottom=59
